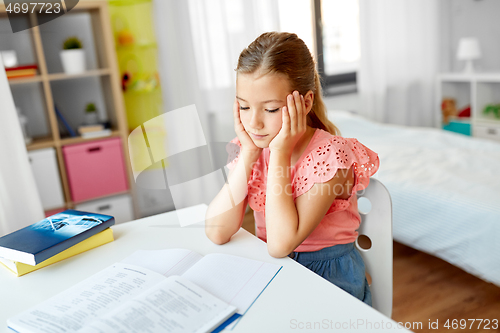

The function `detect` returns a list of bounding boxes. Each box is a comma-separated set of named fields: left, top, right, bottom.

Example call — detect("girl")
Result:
left=205, top=32, right=379, bottom=306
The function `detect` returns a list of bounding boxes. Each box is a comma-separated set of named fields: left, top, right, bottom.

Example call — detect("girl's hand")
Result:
left=269, top=91, right=307, bottom=156
left=233, top=98, right=262, bottom=155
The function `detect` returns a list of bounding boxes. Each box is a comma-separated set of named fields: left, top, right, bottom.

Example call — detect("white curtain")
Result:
left=0, top=62, right=44, bottom=236
left=187, top=0, right=280, bottom=143
left=150, top=0, right=279, bottom=210
left=358, top=0, right=440, bottom=127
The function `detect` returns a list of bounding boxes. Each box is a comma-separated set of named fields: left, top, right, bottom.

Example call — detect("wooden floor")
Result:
left=242, top=209, right=500, bottom=332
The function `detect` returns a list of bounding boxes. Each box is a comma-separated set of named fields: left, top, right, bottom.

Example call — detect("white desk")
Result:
left=0, top=205, right=409, bottom=332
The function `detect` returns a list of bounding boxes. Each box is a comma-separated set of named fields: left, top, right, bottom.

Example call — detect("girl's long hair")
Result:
left=236, top=32, right=340, bottom=136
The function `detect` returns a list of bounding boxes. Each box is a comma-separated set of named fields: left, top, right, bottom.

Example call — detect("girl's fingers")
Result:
left=292, top=91, right=303, bottom=132
left=287, top=93, right=297, bottom=132
left=300, top=94, right=306, bottom=129
left=282, top=106, right=289, bottom=132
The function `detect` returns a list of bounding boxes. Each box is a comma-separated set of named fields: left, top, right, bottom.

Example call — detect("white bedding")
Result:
left=328, top=110, right=500, bottom=286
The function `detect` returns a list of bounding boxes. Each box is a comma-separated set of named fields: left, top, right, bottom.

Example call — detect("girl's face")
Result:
left=236, top=72, right=291, bottom=149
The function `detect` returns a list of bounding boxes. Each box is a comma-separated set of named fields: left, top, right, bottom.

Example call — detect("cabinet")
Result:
left=436, top=73, right=500, bottom=142
left=1, top=1, right=137, bottom=216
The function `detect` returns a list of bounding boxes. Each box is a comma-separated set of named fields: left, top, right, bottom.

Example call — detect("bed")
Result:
left=327, top=110, right=500, bottom=287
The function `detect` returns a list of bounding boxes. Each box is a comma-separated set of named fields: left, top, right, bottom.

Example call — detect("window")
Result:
left=314, top=0, right=360, bottom=95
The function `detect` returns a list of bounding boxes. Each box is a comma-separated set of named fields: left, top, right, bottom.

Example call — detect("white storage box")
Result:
left=75, top=194, right=133, bottom=224
left=28, top=148, right=65, bottom=211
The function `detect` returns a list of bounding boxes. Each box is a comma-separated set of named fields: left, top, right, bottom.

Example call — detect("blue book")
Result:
left=0, top=210, right=114, bottom=266
left=54, top=105, right=77, bottom=137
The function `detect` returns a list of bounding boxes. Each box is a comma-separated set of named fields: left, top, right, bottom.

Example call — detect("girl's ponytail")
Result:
left=308, top=70, right=341, bottom=136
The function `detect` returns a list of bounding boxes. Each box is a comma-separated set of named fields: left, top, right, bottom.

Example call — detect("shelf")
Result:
left=8, top=75, right=43, bottom=85
left=60, top=131, right=121, bottom=146
left=116, top=42, right=157, bottom=50
left=47, top=68, right=111, bottom=81
left=124, top=85, right=161, bottom=95
left=475, top=117, right=500, bottom=127
left=471, top=73, right=500, bottom=82
left=1, top=0, right=136, bottom=218
left=438, top=72, right=500, bottom=141
left=438, top=72, right=500, bottom=82
left=438, top=73, right=475, bottom=82
left=26, top=136, right=54, bottom=151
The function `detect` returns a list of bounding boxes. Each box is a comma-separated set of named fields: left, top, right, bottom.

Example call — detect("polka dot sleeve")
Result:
left=293, top=136, right=379, bottom=200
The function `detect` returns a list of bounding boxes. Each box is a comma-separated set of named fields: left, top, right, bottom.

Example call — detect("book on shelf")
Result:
left=5, top=64, right=38, bottom=79
left=6, top=69, right=37, bottom=79
left=81, top=128, right=112, bottom=139
left=0, top=210, right=114, bottom=266
left=77, top=124, right=104, bottom=134
left=0, top=228, right=114, bottom=277
left=7, top=248, right=282, bottom=333
left=5, top=65, right=38, bottom=71
left=54, top=105, right=77, bottom=137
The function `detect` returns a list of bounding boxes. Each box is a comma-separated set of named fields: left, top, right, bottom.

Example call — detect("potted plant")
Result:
left=84, top=103, right=99, bottom=125
left=60, top=37, right=86, bottom=74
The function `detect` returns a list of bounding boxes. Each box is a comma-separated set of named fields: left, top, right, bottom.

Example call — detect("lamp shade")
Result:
left=456, top=38, right=481, bottom=60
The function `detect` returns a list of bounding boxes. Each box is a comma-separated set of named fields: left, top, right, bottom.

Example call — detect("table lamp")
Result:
left=456, top=37, right=481, bottom=73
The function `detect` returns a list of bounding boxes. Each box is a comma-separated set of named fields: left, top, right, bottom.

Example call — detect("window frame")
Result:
left=313, top=0, right=358, bottom=95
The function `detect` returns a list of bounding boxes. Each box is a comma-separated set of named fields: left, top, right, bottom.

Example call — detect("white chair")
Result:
left=355, top=177, right=393, bottom=318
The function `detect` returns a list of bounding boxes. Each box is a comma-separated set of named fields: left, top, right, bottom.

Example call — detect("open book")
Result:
left=7, top=249, right=282, bottom=333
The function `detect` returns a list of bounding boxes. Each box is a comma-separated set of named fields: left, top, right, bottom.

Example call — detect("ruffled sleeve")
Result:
left=293, top=136, right=379, bottom=205
left=226, top=137, right=242, bottom=170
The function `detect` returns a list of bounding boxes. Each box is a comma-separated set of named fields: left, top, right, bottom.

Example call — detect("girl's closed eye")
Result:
left=266, top=108, right=280, bottom=113
left=240, top=106, right=250, bottom=110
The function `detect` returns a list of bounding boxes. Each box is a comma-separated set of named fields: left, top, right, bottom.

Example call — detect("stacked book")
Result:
left=0, top=210, right=114, bottom=277
left=78, top=124, right=112, bottom=139
left=5, top=64, right=38, bottom=79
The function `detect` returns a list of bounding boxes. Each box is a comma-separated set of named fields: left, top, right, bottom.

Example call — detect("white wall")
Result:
left=323, top=93, right=361, bottom=113
left=444, top=0, right=500, bottom=72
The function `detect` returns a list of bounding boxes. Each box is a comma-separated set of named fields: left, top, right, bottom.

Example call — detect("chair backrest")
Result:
left=355, top=177, right=393, bottom=318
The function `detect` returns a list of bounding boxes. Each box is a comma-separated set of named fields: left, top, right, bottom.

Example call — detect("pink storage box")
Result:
left=63, top=137, right=128, bottom=203
left=45, top=208, right=66, bottom=217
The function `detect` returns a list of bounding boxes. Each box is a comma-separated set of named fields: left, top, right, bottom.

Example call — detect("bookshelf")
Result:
left=437, top=72, right=500, bottom=142
left=1, top=0, right=137, bottom=220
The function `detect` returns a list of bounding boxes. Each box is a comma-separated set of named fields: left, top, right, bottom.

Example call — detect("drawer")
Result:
left=75, top=194, right=133, bottom=224
left=473, top=124, right=500, bottom=142
left=63, top=137, right=128, bottom=202
left=28, top=148, right=65, bottom=210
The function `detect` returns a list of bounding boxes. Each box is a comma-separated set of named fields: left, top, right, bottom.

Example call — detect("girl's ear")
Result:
left=304, top=90, right=314, bottom=114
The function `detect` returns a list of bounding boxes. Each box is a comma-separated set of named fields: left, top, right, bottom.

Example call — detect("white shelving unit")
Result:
left=437, top=72, right=500, bottom=142
left=1, top=1, right=138, bottom=222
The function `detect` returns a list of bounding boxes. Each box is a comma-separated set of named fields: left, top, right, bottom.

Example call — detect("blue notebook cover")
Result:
left=0, top=210, right=114, bottom=266
left=54, top=105, right=77, bottom=137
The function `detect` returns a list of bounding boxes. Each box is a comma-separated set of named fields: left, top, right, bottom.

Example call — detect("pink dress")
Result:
left=226, top=128, right=380, bottom=252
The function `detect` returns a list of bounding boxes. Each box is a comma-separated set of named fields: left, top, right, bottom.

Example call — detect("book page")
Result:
left=120, top=248, right=203, bottom=277
left=7, top=263, right=165, bottom=333
left=181, top=254, right=281, bottom=315
left=76, top=276, right=236, bottom=333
